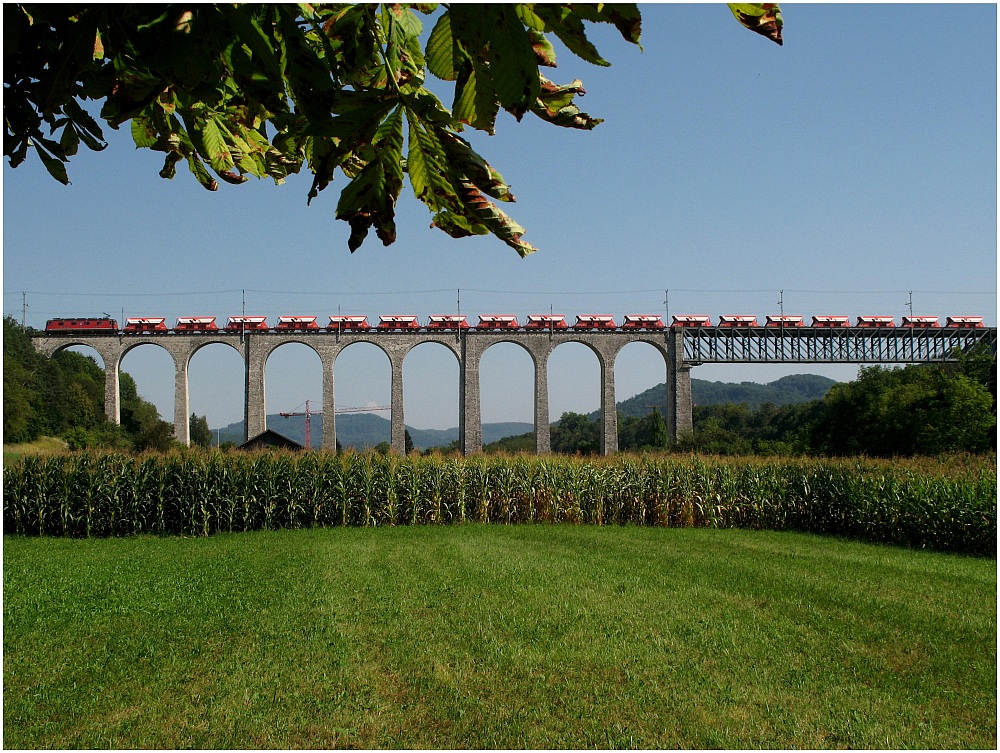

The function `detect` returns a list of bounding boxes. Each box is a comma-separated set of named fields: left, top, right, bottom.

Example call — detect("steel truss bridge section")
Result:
left=680, top=326, right=998, bottom=364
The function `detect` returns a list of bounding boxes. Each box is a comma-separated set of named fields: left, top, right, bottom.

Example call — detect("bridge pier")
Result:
left=173, top=358, right=190, bottom=445
left=320, top=350, right=337, bottom=452
left=534, top=357, right=550, bottom=454
left=600, top=350, right=618, bottom=455
left=667, top=329, right=693, bottom=443
left=460, top=340, right=482, bottom=454
left=245, top=338, right=267, bottom=441
left=390, top=352, right=406, bottom=454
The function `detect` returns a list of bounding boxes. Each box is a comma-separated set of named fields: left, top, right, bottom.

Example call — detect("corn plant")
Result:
left=3, top=449, right=995, bottom=554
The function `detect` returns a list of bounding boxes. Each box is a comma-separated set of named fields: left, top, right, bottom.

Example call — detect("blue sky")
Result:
left=3, top=3, right=997, bottom=432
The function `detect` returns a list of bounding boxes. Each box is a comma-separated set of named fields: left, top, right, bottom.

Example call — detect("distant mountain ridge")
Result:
left=215, top=413, right=532, bottom=450
left=214, top=374, right=838, bottom=450
left=614, top=374, right=839, bottom=418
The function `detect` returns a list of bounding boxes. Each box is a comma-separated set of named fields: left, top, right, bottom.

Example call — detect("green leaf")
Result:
left=32, top=140, right=69, bottom=185
left=335, top=106, right=404, bottom=251
left=201, top=117, right=234, bottom=172
left=531, top=78, right=603, bottom=129
left=454, top=58, right=499, bottom=133
left=383, top=4, right=426, bottom=84
left=159, top=152, right=182, bottom=180
left=728, top=3, right=783, bottom=45
left=405, top=111, right=458, bottom=208
left=449, top=5, right=539, bottom=121
left=186, top=154, right=219, bottom=191
left=131, top=117, right=158, bottom=149
left=530, top=6, right=609, bottom=67
left=482, top=6, right=540, bottom=119
left=60, top=123, right=81, bottom=158
left=435, top=181, right=537, bottom=257
left=437, top=131, right=513, bottom=202
left=528, top=30, right=557, bottom=68
left=425, top=10, right=459, bottom=80
left=217, top=5, right=284, bottom=79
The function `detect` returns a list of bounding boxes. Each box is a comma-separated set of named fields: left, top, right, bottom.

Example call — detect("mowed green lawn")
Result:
left=4, top=525, right=996, bottom=749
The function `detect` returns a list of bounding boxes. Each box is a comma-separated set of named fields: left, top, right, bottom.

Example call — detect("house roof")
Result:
left=237, top=429, right=304, bottom=451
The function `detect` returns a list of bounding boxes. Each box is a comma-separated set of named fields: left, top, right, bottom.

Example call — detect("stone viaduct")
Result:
left=30, top=330, right=692, bottom=455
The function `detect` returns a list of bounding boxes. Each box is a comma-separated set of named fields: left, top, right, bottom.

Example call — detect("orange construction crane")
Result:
left=279, top=400, right=389, bottom=449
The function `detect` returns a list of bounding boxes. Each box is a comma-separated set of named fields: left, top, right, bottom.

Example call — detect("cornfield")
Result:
left=3, top=451, right=996, bottom=555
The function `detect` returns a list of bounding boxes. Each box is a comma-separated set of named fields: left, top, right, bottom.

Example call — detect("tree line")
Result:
left=3, top=317, right=211, bottom=451
left=481, top=352, right=996, bottom=457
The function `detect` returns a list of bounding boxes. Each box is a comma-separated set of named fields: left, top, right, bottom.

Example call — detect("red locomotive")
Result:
left=45, top=317, right=118, bottom=334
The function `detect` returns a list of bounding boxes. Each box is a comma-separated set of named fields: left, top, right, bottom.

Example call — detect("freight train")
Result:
left=44, top=313, right=987, bottom=335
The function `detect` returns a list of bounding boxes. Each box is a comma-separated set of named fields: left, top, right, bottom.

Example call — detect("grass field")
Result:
left=3, top=525, right=996, bottom=749
left=2, top=436, right=68, bottom=466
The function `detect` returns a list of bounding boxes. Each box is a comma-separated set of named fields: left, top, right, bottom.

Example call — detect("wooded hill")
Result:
left=3, top=317, right=181, bottom=450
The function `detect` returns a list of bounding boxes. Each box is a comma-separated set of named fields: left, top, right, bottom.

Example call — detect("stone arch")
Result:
left=118, top=341, right=177, bottom=440
left=187, top=342, right=247, bottom=446
left=264, top=341, right=325, bottom=448
left=187, top=337, right=244, bottom=365
left=546, top=341, right=603, bottom=453
left=333, top=340, right=393, bottom=451
left=476, top=339, right=539, bottom=452
left=612, top=340, right=671, bottom=451
left=259, top=336, right=322, bottom=364
left=402, top=340, right=462, bottom=448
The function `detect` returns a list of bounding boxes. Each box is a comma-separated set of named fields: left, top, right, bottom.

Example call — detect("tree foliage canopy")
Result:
left=4, top=3, right=782, bottom=255
left=3, top=316, right=175, bottom=450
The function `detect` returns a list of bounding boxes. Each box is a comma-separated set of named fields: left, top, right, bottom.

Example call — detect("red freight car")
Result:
left=426, top=315, right=469, bottom=330
left=174, top=317, right=219, bottom=332
left=811, top=316, right=850, bottom=328
left=573, top=315, right=617, bottom=330
left=856, top=316, right=895, bottom=328
left=945, top=316, right=985, bottom=328
left=671, top=315, right=712, bottom=328
left=718, top=315, right=759, bottom=327
left=901, top=316, right=940, bottom=328
left=123, top=317, right=168, bottom=333
left=378, top=315, right=420, bottom=330
left=225, top=316, right=269, bottom=332
left=327, top=315, right=370, bottom=332
left=477, top=315, right=520, bottom=330
left=525, top=314, right=569, bottom=330
left=765, top=315, right=804, bottom=327
left=621, top=315, right=666, bottom=330
left=275, top=316, right=320, bottom=331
